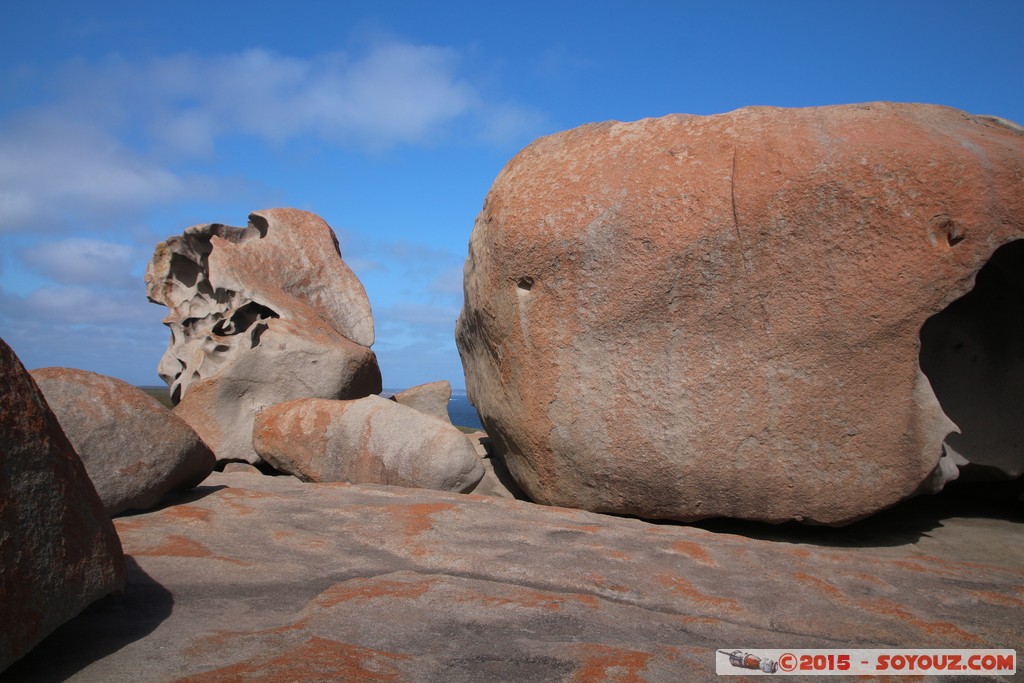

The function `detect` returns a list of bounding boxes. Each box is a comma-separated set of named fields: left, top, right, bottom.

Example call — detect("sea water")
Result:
left=381, top=389, right=483, bottom=430
left=446, top=390, right=483, bottom=430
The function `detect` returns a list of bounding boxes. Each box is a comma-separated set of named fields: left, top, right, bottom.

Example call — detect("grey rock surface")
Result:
left=4, top=471, right=1021, bottom=681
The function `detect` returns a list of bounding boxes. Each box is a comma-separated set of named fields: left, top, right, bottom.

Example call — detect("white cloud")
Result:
left=0, top=115, right=214, bottom=233
left=0, top=39, right=539, bottom=234
left=375, top=303, right=460, bottom=346
left=50, top=43, right=486, bottom=154
left=430, top=265, right=465, bottom=298
left=3, top=284, right=150, bottom=326
left=21, top=238, right=137, bottom=287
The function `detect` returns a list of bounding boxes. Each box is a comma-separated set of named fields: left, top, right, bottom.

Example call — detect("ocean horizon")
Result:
left=139, top=386, right=484, bottom=431
left=382, top=387, right=482, bottom=430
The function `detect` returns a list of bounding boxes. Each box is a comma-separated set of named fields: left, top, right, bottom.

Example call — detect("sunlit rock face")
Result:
left=457, top=103, right=1024, bottom=525
left=146, top=208, right=382, bottom=464
left=253, top=395, right=484, bottom=493
left=30, top=367, right=215, bottom=515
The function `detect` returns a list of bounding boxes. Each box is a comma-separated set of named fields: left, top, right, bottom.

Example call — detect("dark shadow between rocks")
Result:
left=115, top=483, right=228, bottom=518
left=919, top=238, right=1024, bottom=478
left=478, top=436, right=531, bottom=501
left=687, top=477, right=1024, bottom=548
left=2, top=556, right=174, bottom=682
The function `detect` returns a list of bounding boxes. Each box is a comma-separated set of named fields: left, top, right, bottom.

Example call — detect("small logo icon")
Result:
left=719, top=650, right=778, bottom=674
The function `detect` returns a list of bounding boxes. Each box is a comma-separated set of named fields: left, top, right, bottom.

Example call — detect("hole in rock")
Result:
left=211, top=302, right=279, bottom=336
left=170, top=253, right=202, bottom=288
left=919, top=239, right=1024, bottom=478
left=517, top=276, right=534, bottom=292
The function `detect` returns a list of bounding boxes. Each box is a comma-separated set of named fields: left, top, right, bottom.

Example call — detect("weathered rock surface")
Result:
left=253, top=395, right=484, bottom=492
left=146, top=208, right=382, bottom=464
left=392, top=380, right=452, bottom=423
left=30, top=368, right=216, bottom=516
left=0, top=339, right=124, bottom=673
left=456, top=102, right=1024, bottom=525
left=4, top=472, right=1021, bottom=681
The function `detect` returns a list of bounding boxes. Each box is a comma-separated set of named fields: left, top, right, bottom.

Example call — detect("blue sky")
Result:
left=1, top=1, right=1021, bottom=390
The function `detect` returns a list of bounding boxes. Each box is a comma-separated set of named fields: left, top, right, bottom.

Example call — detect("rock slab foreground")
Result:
left=5, top=472, right=1021, bottom=681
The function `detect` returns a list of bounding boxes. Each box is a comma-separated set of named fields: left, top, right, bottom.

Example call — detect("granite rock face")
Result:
left=4, top=472, right=1021, bottom=681
left=0, top=339, right=124, bottom=673
left=145, top=208, right=382, bottom=464
left=30, top=367, right=215, bottom=515
left=253, top=395, right=484, bottom=492
left=456, top=103, right=1024, bottom=525
left=392, top=380, right=453, bottom=423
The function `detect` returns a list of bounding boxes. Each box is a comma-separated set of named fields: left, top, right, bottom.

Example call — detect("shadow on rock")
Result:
left=689, top=477, right=1024, bottom=548
left=115, top=483, right=228, bottom=518
left=3, top=556, right=174, bottom=681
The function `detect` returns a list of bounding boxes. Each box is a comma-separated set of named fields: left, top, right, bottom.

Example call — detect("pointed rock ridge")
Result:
left=0, top=338, right=124, bottom=673
left=253, top=395, right=485, bottom=493
left=30, top=367, right=216, bottom=515
left=145, top=208, right=382, bottom=464
left=456, top=103, right=1024, bottom=525
left=392, top=380, right=453, bottom=423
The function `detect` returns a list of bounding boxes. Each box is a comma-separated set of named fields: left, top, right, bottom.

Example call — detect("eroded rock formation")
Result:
left=0, top=339, right=124, bottom=673
left=456, top=103, right=1024, bottom=525
left=253, top=396, right=484, bottom=492
left=30, top=367, right=215, bottom=515
left=146, top=208, right=382, bottom=464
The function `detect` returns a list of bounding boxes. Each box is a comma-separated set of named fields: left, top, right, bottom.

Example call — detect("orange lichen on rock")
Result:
left=133, top=534, right=251, bottom=566
left=791, top=572, right=845, bottom=599
left=382, top=501, right=459, bottom=557
left=860, top=598, right=984, bottom=644
left=668, top=540, right=716, bottom=565
left=313, top=577, right=438, bottom=609
left=461, top=586, right=602, bottom=612
left=656, top=574, right=742, bottom=613
left=176, top=637, right=409, bottom=682
left=567, top=644, right=656, bottom=683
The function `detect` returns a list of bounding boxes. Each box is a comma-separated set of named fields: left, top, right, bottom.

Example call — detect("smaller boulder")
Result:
left=222, top=462, right=262, bottom=475
left=392, top=381, right=452, bottom=423
left=31, top=368, right=216, bottom=515
left=253, top=396, right=484, bottom=493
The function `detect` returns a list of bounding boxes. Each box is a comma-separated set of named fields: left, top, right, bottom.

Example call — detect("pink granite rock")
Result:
left=5, top=472, right=1020, bottom=680
left=456, top=103, right=1024, bottom=525
left=253, top=395, right=484, bottom=492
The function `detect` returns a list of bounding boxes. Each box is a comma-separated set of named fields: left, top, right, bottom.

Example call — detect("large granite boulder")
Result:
left=30, top=367, right=216, bottom=515
left=456, top=103, right=1024, bottom=525
left=0, top=339, right=124, bottom=672
left=253, top=395, right=484, bottom=492
left=146, top=208, right=382, bottom=464
left=392, top=380, right=453, bottom=423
